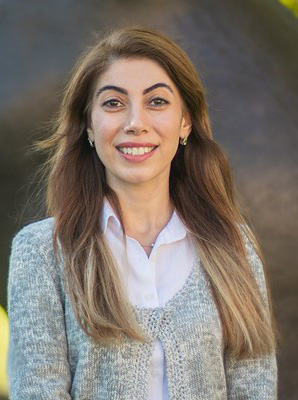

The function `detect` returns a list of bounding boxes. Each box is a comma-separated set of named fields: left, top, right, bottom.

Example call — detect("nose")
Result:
left=123, top=104, right=148, bottom=135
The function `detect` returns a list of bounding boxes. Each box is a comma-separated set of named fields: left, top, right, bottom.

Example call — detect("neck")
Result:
left=108, top=177, right=174, bottom=242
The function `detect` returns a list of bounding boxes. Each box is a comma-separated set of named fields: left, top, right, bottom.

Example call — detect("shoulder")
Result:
left=11, top=217, right=55, bottom=251
left=237, top=222, right=258, bottom=258
left=237, top=222, right=269, bottom=302
left=13, top=216, right=55, bottom=239
left=9, top=217, right=58, bottom=274
left=7, top=218, right=67, bottom=339
left=8, top=217, right=64, bottom=296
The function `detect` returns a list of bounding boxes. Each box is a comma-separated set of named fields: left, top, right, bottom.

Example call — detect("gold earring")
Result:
left=179, top=136, right=188, bottom=145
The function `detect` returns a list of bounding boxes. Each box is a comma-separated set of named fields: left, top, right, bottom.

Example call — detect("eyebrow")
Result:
left=95, top=82, right=174, bottom=97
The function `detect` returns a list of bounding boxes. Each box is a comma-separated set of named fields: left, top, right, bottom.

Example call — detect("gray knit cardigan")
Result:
left=7, top=218, right=278, bottom=399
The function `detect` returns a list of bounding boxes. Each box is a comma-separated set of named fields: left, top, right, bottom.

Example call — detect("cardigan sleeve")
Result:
left=224, top=227, right=278, bottom=399
left=7, top=224, right=72, bottom=399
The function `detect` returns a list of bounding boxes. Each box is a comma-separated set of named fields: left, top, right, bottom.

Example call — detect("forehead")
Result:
left=95, top=58, right=179, bottom=94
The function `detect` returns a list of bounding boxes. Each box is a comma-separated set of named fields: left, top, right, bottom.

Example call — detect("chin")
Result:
left=125, top=177, right=152, bottom=185
left=120, top=172, right=156, bottom=184
left=107, top=169, right=162, bottom=187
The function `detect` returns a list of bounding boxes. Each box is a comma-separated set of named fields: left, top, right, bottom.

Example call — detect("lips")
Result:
left=121, top=147, right=155, bottom=155
left=115, top=143, right=158, bottom=162
left=115, top=142, right=158, bottom=157
left=115, top=142, right=158, bottom=148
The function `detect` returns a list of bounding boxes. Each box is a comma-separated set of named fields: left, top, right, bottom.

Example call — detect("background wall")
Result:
left=1, top=0, right=297, bottom=398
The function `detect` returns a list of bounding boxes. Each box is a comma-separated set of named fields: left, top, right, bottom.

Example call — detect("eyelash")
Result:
left=102, top=97, right=169, bottom=108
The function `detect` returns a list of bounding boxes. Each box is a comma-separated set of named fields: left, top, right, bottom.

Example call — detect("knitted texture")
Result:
left=7, top=218, right=277, bottom=399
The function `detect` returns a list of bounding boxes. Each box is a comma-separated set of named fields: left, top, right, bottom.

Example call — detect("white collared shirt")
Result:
left=102, top=198, right=198, bottom=400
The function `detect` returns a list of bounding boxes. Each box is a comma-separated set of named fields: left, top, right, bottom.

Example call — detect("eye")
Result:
left=102, top=99, right=123, bottom=108
left=150, top=97, right=169, bottom=107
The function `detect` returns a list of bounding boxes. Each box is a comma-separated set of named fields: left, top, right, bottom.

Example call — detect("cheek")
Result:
left=156, top=110, right=182, bottom=135
left=91, top=109, right=120, bottom=137
left=93, top=121, right=118, bottom=145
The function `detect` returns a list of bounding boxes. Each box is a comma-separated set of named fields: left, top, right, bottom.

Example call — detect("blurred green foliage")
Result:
left=279, top=0, right=298, bottom=17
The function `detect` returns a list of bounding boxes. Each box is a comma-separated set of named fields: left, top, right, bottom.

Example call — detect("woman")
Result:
left=7, top=25, right=278, bottom=399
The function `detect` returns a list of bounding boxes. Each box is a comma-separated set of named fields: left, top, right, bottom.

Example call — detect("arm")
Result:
left=224, top=227, right=278, bottom=399
left=7, top=224, right=72, bottom=399
left=225, top=353, right=277, bottom=399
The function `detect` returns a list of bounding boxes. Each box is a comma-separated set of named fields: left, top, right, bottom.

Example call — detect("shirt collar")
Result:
left=101, top=197, right=122, bottom=236
left=102, top=197, right=188, bottom=244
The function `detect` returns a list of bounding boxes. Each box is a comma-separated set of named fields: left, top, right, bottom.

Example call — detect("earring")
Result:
left=179, top=136, right=188, bottom=145
left=88, top=138, right=95, bottom=148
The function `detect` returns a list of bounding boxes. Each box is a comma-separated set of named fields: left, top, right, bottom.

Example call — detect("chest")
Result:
left=64, top=258, right=223, bottom=370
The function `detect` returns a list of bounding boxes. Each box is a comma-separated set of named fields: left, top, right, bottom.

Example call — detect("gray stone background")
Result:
left=0, top=0, right=297, bottom=398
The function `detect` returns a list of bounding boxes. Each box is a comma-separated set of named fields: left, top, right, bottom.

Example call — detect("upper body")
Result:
left=7, top=26, right=278, bottom=399
left=7, top=199, right=277, bottom=399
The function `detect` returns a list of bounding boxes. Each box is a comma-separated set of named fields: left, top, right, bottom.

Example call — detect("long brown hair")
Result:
left=36, top=25, right=277, bottom=359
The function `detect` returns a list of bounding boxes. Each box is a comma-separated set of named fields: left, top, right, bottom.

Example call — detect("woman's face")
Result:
left=87, top=58, right=191, bottom=190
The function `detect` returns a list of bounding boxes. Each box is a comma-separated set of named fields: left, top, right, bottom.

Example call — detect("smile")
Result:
left=115, top=145, right=158, bottom=163
left=117, top=146, right=157, bottom=155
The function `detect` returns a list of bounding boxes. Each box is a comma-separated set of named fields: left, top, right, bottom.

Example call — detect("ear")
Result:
left=87, top=127, right=94, bottom=141
left=180, top=110, right=192, bottom=139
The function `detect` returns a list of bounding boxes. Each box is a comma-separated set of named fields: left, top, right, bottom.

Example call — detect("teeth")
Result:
left=118, top=146, right=155, bottom=155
